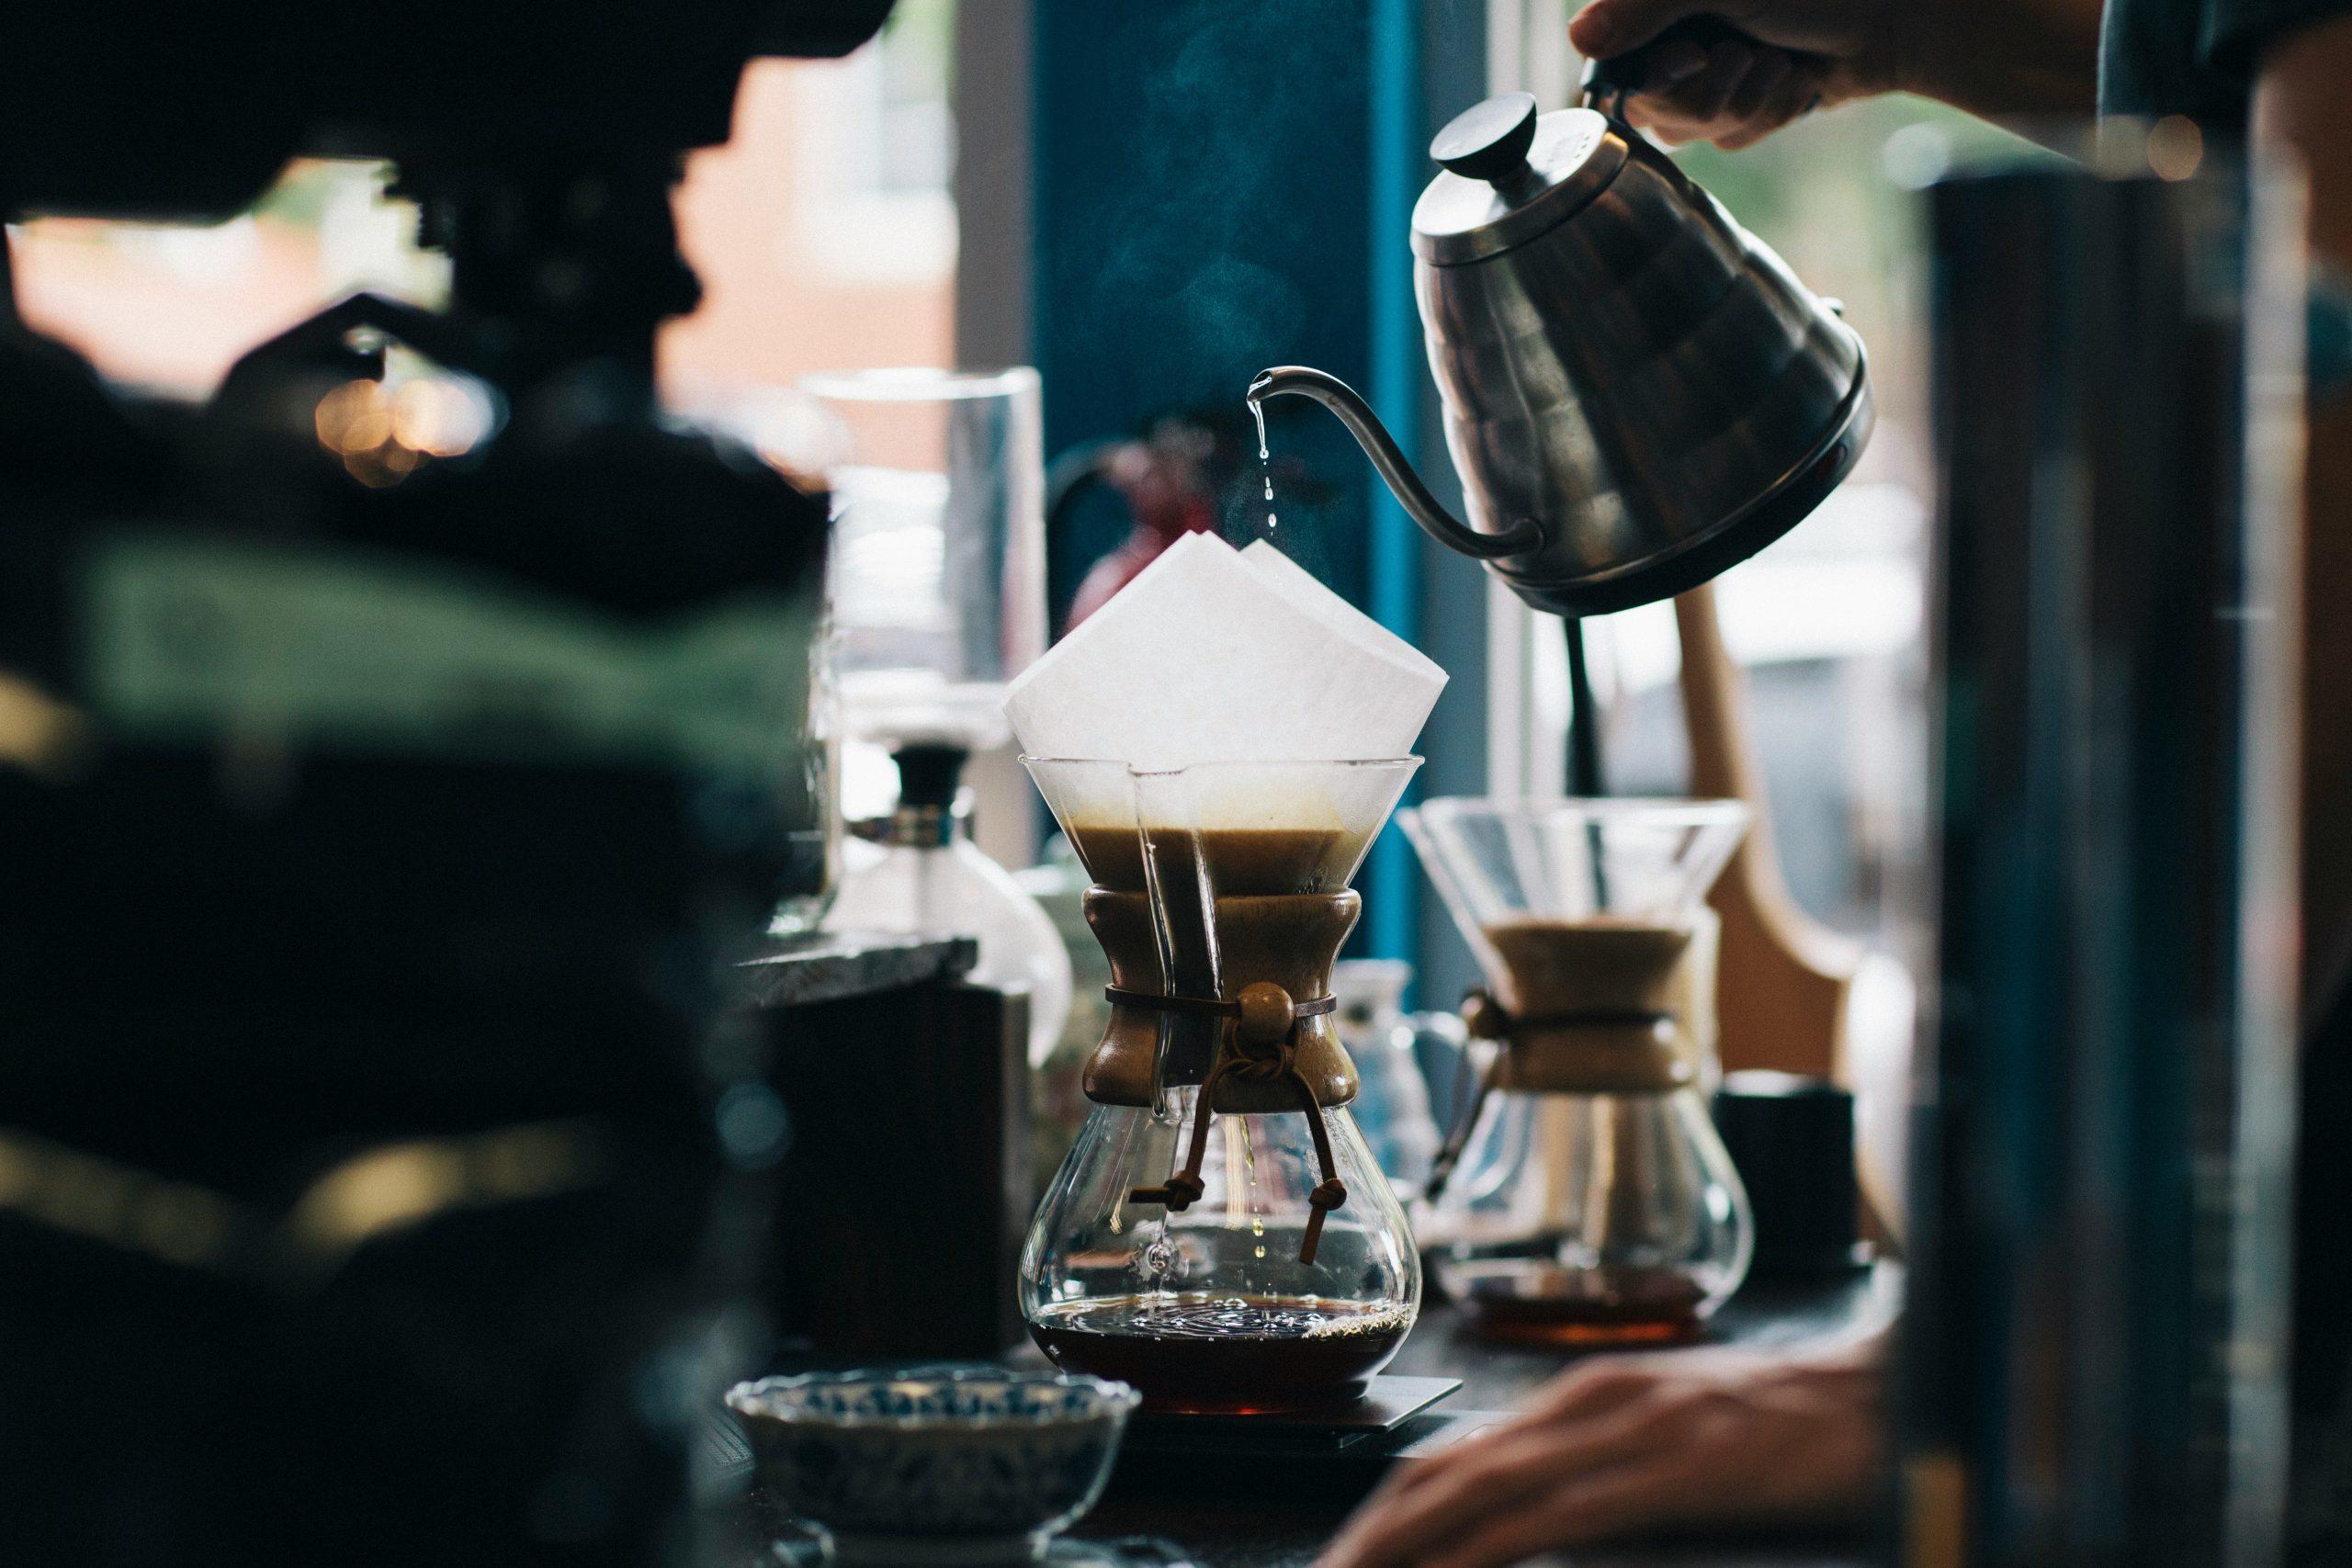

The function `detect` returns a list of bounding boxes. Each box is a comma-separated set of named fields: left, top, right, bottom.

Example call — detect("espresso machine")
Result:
left=0, top=4, right=888, bottom=1562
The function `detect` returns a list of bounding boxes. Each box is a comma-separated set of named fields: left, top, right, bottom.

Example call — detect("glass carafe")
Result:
left=1329, top=959, right=1445, bottom=1200
left=1403, top=797, right=1756, bottom=1345
left=1020, top=760, right=1423, bottom=1414
left=827, top=745, right=1073, bottom=1066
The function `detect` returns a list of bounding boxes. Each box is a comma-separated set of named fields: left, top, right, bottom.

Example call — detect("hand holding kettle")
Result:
left=1251, top=59, right=1873, bottom=617
left=1569, top=6, right=1894, bottom=148
left=1568, top=0, right=2106, bottom=150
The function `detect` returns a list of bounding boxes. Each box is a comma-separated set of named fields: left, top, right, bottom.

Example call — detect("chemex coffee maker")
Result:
left=1405, top=799, right=1758, bottom=1343
left=1021, top=757, right=1426, bottom=1413
left=1006, top=535, right=1443, bottom=1416
left=0, top=4, right=887, bottom=1562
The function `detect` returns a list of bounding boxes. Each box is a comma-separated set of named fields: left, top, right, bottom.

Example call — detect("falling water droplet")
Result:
left=1248, top=1161, right=1269, bottom=1263
left=1250, top=403, right=1281, bottom=537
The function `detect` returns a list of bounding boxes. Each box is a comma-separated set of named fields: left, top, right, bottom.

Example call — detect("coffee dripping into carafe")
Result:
left=1021, top=759, right=1424, bottom=1414
left=1005, top=535, right=1443, bottom=1415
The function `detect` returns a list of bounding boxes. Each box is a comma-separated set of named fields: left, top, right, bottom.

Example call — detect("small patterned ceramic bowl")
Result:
left=725, top=1366, right=1140, bottom=1566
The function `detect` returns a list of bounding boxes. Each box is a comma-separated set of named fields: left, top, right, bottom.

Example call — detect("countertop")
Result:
left=1070, top=1267, right=1896, bottom=1568
left=728, top=933, right=1893, bottom=1567
left=738, top=931, right=978, bottom=1008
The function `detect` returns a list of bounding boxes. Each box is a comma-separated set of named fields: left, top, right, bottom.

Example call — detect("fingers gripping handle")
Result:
left=1580, top=15, right=1747, bottom=117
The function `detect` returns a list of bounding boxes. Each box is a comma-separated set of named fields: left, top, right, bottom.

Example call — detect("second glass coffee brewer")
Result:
left=1405, top=798, right=1756, bottom=1344
left=1019, top=759, right=1423, bottom=1414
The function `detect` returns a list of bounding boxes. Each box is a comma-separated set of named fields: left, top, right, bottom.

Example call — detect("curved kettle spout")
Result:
left=1247, top=367, right=1544, bottom=562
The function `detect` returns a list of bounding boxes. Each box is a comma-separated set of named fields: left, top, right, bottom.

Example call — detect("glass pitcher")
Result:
left=1329, top=959, right=1447, bottom=1200
left=1404, top=797, right=1755, bottom=1344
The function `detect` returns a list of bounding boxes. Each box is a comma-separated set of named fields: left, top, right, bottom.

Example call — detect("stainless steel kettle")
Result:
left=1252, top=73, right=1871, bottom=617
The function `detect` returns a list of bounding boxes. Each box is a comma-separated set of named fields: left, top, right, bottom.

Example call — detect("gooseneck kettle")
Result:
left=1252, top=42, right=1871, bottom=616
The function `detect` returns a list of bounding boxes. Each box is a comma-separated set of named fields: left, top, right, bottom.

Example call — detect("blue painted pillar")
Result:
left=1364, top=0, right=1424, bottom=964
left=1028, top=0, right=1437, bottom=959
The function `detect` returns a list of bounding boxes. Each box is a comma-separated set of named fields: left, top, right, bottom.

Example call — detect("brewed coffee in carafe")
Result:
left=1006, top=535, right=1443, bottom=1414
left=1406, top=798, right=1757, bottom=1345
left=1019, top=760, right=1423, bottom=1412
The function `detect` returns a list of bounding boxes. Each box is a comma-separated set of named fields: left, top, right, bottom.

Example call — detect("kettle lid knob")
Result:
left=1430, top=93, right=1540, bottom=186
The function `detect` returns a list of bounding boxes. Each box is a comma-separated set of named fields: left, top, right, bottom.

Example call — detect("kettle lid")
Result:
left=1413, top=95, right=1627, bottom=266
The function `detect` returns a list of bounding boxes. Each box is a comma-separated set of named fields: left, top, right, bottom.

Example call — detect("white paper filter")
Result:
left=1004, top=533, right=1444, bottom=773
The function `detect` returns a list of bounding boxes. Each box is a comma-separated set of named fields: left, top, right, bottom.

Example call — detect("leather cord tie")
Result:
left=1460, top=989, right=1673, bottom=1038
left=1118, top=981, right=1347, bottom=1266
left=1420, top=989, right=1674, bottom=1204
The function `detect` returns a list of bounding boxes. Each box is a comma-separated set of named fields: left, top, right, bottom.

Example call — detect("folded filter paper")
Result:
left=1008, top=534, right=1443, bottom=876
left=1008, top=534, right=1442, bottom=765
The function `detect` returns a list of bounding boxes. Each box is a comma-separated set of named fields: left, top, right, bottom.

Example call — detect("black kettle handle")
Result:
left=1579, top=15, right=1752, bottom=118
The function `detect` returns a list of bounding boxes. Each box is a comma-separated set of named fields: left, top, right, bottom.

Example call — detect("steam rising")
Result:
left=1054, top=0, right=1365, bottom=408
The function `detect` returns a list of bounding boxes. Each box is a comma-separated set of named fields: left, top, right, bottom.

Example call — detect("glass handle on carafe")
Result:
left=1419, top=997, right=1509, bottom=1206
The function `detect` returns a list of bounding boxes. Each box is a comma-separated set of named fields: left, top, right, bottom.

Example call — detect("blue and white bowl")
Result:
left=725, top=1366, right=1140, bottom=1566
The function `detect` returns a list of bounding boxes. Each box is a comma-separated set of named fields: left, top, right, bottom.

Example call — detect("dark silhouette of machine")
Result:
left=0, top=5, right=891, bottom=1562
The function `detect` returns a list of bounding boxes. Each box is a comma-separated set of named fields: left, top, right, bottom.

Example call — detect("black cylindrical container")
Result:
left=1903, top=147, right=2300, bottom=1568
left=1713, top=1071, right=1869, bottom=1277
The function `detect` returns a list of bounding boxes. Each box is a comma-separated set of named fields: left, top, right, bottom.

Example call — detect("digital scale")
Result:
left=1106, top=1375, right=1509, bottom=1499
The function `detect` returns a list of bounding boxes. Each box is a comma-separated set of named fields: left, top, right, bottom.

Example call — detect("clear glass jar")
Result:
left=1021, top=1095, right=1418, bottom=1416
left=804, top=367, right=1046, bottom=751
left=1329, top=959, right=1444, bottom=1200
left=828, top=792, right=1073, bottom=1067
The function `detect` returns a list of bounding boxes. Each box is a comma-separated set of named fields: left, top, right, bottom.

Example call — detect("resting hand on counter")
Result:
left=1317, top=1328, right=1885, bottom=1568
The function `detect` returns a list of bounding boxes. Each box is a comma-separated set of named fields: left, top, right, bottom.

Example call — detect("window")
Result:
left=6, top=4, right=962, bottom=407
left=8, top=162, right=440, bottom=396
left=667, top=0, right=958, bottom=392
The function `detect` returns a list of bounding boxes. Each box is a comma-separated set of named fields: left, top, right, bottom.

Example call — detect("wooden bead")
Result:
left=1235, top=982, right=1296, bottom=1045
left=1462, top=989, right=1509, bottom=1042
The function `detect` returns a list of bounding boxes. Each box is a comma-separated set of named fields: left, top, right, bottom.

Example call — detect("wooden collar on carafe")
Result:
left=1080, top=886, right=1363, bottom=1264
left=1471, top=919, right=1696, bottom=1093
left=1421, top=921, right=1699, bottom=1203
left=1080, top=889, right=1362, bottom=1108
